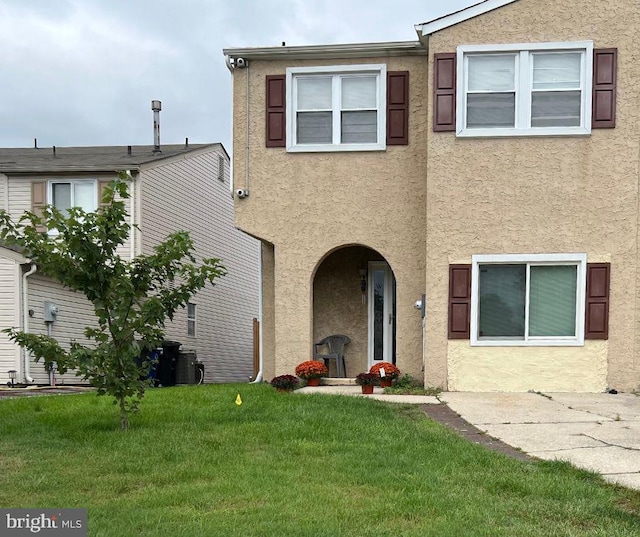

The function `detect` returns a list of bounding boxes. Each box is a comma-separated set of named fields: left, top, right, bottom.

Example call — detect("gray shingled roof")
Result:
left=0, top=144, right=221, bottom=173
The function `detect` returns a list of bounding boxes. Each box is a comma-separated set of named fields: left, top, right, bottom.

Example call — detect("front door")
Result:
left=368, top=261, right=396, bottom=368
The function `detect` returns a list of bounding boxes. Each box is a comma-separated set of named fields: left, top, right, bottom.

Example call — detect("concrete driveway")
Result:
left=440, top=392, right=640, bottom=490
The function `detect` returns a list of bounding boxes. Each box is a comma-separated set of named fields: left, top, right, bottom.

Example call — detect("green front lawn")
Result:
left=1, top=384, right=639, bottom=536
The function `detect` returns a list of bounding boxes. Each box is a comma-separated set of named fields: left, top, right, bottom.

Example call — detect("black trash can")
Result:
left=157, top=341, right=181, bottom=387
left=176, top=350, right=197, bottom=385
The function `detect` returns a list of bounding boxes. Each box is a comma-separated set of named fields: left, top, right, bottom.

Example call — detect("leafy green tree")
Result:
left=0, top=173, right=226, bottom=429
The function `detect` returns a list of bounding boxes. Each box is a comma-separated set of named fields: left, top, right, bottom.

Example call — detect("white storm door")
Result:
left=368, top=261, right=395, bottom=367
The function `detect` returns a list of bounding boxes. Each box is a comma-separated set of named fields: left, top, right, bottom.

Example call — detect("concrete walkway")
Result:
left=440, top=392, right=640, bottom=490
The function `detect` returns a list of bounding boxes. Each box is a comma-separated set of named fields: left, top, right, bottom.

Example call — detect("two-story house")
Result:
left=0, top=143, right=261, bottom=385
left=223, top=0, right=640, bottom=392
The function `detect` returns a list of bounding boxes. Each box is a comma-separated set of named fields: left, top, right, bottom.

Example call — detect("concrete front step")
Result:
left=320, top=377, right=357, bottom=386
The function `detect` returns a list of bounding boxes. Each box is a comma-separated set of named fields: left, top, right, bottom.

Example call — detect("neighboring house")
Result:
left=223, top=0, right=640, bottom=392
left=0, top=143, right=260, bottom=385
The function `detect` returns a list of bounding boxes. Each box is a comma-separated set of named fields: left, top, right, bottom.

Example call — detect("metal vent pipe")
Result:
left=151, top=100, right=162, bottom=153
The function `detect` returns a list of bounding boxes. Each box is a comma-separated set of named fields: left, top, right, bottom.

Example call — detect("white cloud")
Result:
left=0, top=0, right=476, bottom=149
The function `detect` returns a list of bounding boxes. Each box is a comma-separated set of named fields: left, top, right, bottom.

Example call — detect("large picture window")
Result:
left=457, top=41, right=593, bottom=137
left=286, top=64, right=386, bottom=152
left=471, top=254, right=586, bottom=346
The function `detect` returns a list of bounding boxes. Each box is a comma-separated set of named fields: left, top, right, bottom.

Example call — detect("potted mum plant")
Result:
left=295, top=360, right=328, bottom=387
left=369, top=362, right=400, bottom=388
left=270, top=375, right=299, bottom=392
left=355, top=372, right=378, bottom=394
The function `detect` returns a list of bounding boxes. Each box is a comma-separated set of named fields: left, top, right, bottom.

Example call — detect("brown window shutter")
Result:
left=386, top=71, right=409, bottom=145
left=585, top=263, right=610, bottom=339
left=98, top=179, right=111, bottom=209
left=433, top=53, right=457, bottom=132
left=449, top=264, right=471, bottom=339
left=266, top=75, right=286, bottom=147
left=31, top=181, right=47, bottom=232
left=592, top=49, right=617, bottom=129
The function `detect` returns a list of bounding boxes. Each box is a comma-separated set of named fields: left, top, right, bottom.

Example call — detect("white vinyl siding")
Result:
left=27, top=274, right=98, bottom=385
left=0, top=256, right=21, bottom=383
left=0, top=150, right=257, bottom=385
left=457, top=41, right=593, bottom=137
left=140, top=147, right=260, bottom=383
left=0, top=173, right=9, bottom=212
left=5, top=175, right=133, bottom=261
left=6, top=179, right=32, bottom=222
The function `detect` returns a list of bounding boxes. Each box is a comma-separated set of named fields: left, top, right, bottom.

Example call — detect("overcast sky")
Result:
left=0, top=0, right=477, bottom=152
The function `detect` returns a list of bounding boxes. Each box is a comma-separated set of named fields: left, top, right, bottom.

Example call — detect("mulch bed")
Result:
left=422, top=403, right=533, bottom=462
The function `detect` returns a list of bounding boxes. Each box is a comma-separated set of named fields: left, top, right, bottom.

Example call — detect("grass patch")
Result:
left=383, top=374, right=442, bottom=396
left=1, top=384, right=639, bottom=536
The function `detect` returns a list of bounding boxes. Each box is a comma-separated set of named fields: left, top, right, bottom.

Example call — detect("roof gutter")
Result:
left=223, top=40, right=426, bottom=62
left=0, top=166, right=143, bottom=175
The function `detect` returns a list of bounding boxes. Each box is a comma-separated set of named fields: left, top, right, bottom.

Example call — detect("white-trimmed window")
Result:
left=187, top=303, right=196, bottom=337
left=457, top=41, right=593, bottom=137
left=471, top=254, right=586, bottom=346
left=217, top=155, right=225, bottom=182
left=47, top=179, right=98, bottom=217
left=286, top=64, right=386, bottom=152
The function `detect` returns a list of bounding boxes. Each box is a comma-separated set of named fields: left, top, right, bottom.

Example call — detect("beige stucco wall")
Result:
left=232, top=54, right=428, bottom=380
left=448, top=341, right=608, bottom=392
left=261, top=241, right=276, bottom=381
left=426, top=0, right=640, bottom=391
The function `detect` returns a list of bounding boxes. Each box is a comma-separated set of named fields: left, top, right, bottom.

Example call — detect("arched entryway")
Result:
left=312, top=245, right=396, bottom=377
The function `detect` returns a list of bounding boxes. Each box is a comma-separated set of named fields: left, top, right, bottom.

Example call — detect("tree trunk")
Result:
left=119, top=395, right=129, bottom=430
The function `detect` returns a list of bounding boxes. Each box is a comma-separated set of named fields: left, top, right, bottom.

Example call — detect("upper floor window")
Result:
left=48, top=179, right=98, bottom=217
left=457, top=41, right=593, bottom=137
left=187, top=303, right=196, bottom=337
left=286, top=64, right=387, bottom=152
left=217, top=155, right=225, bottom=182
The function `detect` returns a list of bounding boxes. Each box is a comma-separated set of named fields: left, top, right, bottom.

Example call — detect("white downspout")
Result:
left=251, top=245, right=263, bottom=383
left=22, top=263, right=37, bottom=383
left=46, top=322, right=56, bottom=386
left=126, top=170, right=136, bottom=259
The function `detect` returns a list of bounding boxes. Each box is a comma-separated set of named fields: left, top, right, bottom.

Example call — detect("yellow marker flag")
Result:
left=235, top=393, right=242, bottom=406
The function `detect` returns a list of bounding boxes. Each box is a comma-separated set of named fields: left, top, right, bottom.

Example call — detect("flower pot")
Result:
left=361, top=385, right=374, bottom=394
left=379, top=379, right=392, bottom=388
left=306, top=377, right=320, bottom=387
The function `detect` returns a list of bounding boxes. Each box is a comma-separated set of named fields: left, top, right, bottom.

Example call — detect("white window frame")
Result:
left=217, top=155, right=225, bottom=182
left=286, top=64, right=387, bottom=153
left=470, top=253, right=587, bottom=347
left=47, top=179, right=99, bottom=213
left=457, top=41, right=594, bottom=137
left=187, top=302, right=196, bottom=337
